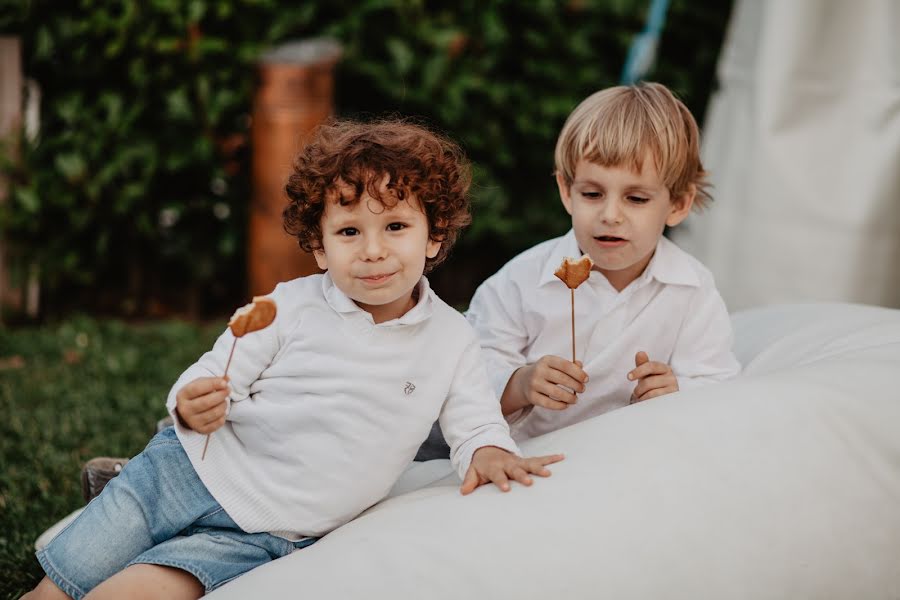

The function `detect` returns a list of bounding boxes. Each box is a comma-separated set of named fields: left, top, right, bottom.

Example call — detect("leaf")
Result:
left=55, top=153, right=87, bottom=183
left=14, top=188, right=40, bottom=214
left=386, top=38, right=414, bottom=75
left=165, top=88, right=193, bottom=121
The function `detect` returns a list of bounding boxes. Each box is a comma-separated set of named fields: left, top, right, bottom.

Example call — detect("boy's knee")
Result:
left=85, top=564, right=204, bottom=600
left=24, top=577, right=73, bottom=600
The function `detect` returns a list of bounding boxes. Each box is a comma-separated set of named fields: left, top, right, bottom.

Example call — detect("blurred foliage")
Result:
left=0, top=0, right=732, bottom=316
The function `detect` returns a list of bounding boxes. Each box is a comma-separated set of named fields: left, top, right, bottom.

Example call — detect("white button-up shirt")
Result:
left=466, top=230, right=741, bottom=441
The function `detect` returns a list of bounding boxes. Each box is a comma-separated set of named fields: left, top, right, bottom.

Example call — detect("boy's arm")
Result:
left=437, top=337, right=521, bottom=480
left=165, top=285, right=289, bottom=424
left=439, top=336, right=564, bottom=494
left=669, top=288, right=742, bottom=390
left=465, top=277, right=531, bottom=413
left=467, top=274, right=586, bottom=417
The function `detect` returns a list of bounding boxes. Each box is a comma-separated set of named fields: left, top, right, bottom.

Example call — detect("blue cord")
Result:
left=620, top=0, right=671, bottom=85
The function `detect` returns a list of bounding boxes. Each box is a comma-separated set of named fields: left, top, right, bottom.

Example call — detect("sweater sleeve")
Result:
left=165, top=284, right=290, bottom=425
left=439, top=336, right=521, bottom=480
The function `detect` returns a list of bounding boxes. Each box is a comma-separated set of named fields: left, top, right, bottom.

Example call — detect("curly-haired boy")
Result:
left=28, top=119, right=563, bottom=600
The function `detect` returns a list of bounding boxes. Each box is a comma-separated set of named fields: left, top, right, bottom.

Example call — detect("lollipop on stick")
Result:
left=201, top=296, right=277, bottom=460
left=554, top=256, right=593, bottom=362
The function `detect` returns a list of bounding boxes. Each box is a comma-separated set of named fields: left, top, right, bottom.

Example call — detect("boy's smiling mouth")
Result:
left=358, top=272, right=397, bottom=284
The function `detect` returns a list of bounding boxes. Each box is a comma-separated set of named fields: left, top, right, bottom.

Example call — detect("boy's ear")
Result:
left=313, top=249, right=328, bottom=270
left=666, top=184, right=696, bottom=227
left=426, top=238, right=441, bottom=259
left=556, top=173, right=574, bottom=216
left=426, top=219, right=445, bottom=259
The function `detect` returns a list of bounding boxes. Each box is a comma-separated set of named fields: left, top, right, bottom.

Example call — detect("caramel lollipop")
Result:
left=202, top=296, right=277, bottom=460
left=554, top=256, right=593, bottom=362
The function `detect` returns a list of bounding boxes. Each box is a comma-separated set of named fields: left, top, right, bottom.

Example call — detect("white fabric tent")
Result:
left=672, top=0, right=900, bottom=311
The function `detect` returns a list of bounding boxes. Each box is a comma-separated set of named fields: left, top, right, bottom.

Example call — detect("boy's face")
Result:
left=557, top=156, right=694, bottom=291
left=314, top=177, right=441, bottom=324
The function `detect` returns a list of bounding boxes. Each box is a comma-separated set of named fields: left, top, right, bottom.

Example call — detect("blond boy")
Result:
left=467, top=83, right=741, bottom=441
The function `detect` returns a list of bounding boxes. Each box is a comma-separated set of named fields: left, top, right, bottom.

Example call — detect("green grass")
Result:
left=0, top=316, right=224, bottom=599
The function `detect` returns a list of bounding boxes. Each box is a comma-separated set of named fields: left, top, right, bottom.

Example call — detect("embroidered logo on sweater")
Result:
left=404, top=381, right=416, bottom=395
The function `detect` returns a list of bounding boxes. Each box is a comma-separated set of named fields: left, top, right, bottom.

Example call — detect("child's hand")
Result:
left=460, top=446, right=565, bottom=495
left=508, top=355, right=588, bottom=412
left=627, top=351, right=678, bottom=403
left=175, top=377, right=230, bottom=433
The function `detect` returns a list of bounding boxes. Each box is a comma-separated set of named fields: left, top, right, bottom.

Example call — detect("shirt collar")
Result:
left=643, top=236, right=700, bottom=287
left=538, top=229, right=699, bottom=288
left=322, top=272, right=434, bottom=326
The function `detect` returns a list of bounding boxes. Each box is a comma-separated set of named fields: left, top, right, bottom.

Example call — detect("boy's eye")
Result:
left=337, top=227, right=359, bottom=236
left=387, top=222, right=407, bottom=231
left=627, top=196, right=650, bottom=204
left=581, top=191, right=601, bottom=199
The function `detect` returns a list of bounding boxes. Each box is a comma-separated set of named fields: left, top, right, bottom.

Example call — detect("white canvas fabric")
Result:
left=672, top=0, right=900, bottom=310
left=208, top=302, right=900, bottom=599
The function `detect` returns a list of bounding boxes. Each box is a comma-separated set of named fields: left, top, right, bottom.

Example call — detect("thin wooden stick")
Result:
left=570, top=288, right=576, bottom=363
left=201, top=338, right=238, bottom=460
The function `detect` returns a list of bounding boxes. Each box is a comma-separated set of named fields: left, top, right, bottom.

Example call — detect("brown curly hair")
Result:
left=283, top=118, right=472, bottom=273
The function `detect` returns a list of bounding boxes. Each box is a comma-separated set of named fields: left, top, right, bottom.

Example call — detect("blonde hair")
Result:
left=554, top=82, right=712, bottom=210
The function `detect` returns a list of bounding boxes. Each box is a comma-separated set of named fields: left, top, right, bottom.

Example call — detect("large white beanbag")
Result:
left=210, top=303, right=900, bottom=599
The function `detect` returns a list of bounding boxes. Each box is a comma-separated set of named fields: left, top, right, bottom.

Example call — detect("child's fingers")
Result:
left=632, top=380, right=678, bottom=403
left=193, top=401, right=228, bottom=425
left=536, top=379, right=578, bottom=404
left=507, top=465, right=533, bottom=487
left=543, top=356, right=589, bottom=386
left=529, top=386, right=573, bottom=410
left=184, top=389, right=229, bottom=415
left=631, top=374, right=672, bottom=399
left=178, top=377, right=229, bottom=401
left=634, top=351, right=650, bottom=367
left=628, top=360, right=669, bottom=380
left=627, top=360, right=670, bottom=382
left=488, top=469, right=511, bottom=493
left=459, top=466, right=480, bottom=495
left=533, top=453, right=565, bottom=467
left=544, top=367, right=586, bottom=394
left=194, top=415, right=226, bottom=434
left=521, top=455, right=562, bottom=477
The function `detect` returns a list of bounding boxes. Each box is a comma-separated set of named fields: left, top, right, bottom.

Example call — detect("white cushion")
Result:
left=208, top=303, right=900, bottom=599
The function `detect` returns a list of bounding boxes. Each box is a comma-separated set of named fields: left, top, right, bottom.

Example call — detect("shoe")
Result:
left=80, top=457, right=129, bottom=503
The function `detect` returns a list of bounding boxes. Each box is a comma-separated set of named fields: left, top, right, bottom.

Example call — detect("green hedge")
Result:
left=0, top=0, right=732, bottom=316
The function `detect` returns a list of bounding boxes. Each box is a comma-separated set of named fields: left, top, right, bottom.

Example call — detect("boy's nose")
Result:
left=601, top=201, right=624, bottom=225
left=362, top=234, right=388, bottom=260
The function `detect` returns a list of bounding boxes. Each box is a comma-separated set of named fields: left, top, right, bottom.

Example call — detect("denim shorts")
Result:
left=36, top=427, right=315, bottom=598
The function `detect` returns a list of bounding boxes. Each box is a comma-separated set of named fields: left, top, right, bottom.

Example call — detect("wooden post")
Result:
left=248, top=38, right=342, bottom=297
left=0, top=36, right=22, bottom=323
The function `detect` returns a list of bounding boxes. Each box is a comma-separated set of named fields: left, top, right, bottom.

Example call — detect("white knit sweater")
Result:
left=166, top=273, right=519, bottom=540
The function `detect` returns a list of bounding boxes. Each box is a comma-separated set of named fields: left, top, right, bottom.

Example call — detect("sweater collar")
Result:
left=322, top=272, right=434, bottom=326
